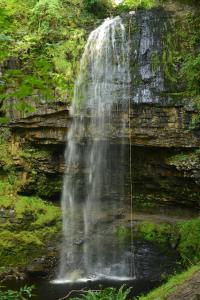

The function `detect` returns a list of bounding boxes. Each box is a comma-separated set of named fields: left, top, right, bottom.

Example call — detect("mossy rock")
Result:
left=0, top=194, right=61, bottom=267
left=137, top=217, right=200, bottom=265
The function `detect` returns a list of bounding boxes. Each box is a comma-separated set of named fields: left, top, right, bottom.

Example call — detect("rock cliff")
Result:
left=1, top=2, right=200, bottom=207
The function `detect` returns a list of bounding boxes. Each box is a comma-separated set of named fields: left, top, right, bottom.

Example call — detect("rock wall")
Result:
left=3, top=103, right=199, bottom=208
left=8, top=103, right=200, bottom=148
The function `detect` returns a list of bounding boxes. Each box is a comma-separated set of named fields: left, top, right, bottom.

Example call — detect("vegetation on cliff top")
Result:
left=0, top=0, right=200, bottom=120
left=0, top=0, right=113, bottom=117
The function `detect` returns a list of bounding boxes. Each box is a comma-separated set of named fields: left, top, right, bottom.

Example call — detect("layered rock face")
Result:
left=3, top=3, right=200, bottom=207
left=8, top=103, right=199, bottom=148
left=6, top=103, right=200, bottom=207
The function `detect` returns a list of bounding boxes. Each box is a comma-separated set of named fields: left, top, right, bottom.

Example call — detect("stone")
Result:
left=26, top=258, right=48, bottom=277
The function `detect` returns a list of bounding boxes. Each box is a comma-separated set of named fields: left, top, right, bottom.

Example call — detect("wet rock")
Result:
left=74, top=239, right=84, bottom=246
left=26, top=247, right=59, bottom=278
left=0, top=208, right=7, bottom=224
left=26, top=258, right=48, bottom=277
left=0, top=268, right=26, bottom=283
left=7, top=104, right=200, bottom=148
left=9, top=209, right=15, bottom=223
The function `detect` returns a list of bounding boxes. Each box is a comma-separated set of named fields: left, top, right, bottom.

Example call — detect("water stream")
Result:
left=57, top=15, right=133, bottom=282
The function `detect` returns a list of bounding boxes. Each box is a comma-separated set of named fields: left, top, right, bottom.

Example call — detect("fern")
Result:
left=74, top=285, right=131, bottom=300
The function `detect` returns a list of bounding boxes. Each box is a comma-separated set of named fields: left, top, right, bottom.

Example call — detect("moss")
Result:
left=0, top=193, right=61, bottom=267
left=0, top=133, right=62, bottom=200
left=0, top=228, right=48, bottom=266
left=178, top=218, right=200, bottom=264
left=138, top=265, right=200, bottom=300
left=167, top=149, right=200, bottom=168
left=33, top=174, right=62, bottom=199
left=133, top=193, right=161, bottom=208
left=0, top=223, right=61, bottom=267
left=0, top=194, right=61, bottom=227
left=151, top=51, right=160, bottom=72
left=162, top=33, right=177, bottom=87
left=0, top=138, right=14, bottom=167
left=21, top=147, right=50, bottom=160
left=138, top=217, right=200, bottom=265
left=0, top=135, right=27, bottom=194
left=33, top=204, right=61, bottom=227
left=0, top=180, right=12, bottom=196
left=116, top=226, right=131, bottom=244
left=117, top=0, right=157, bottom=12
left=139, top=222, right=175, bottom=244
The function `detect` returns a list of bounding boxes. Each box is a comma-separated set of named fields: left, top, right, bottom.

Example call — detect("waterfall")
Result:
left=57, top=15, right=134, bottom=282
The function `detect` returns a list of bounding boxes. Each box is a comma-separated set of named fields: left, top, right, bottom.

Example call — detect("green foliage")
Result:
left=178, top=218, right=200, bottom=264
left=0, top=194, right=61, bottom=226
left=74, top=285, right=131, bottom=300
left=117, top=0, right=156, bottom=12
left=0, top=285, right=34, bottom=300
left=181, top=53, right=200, bottom=122
left=85, top=0, right=113, bottom=17
left=138, top=265, right=200, bottom=300
left=151, top=51, right=160, bottom=72
left=175, top=12, right=200, bottom=102
left=0, top=0, right=105, bottom=114
left=138, top=217, right=200, bottom=265
left=0, top=117, right=9, bottom=124
left=116, top=226, right=131, bottom=244
left=0, top=190, right=61, bottom=266
left=21, top=147, right=50, bottom=160
left=0, top=134, right=62, bottom=199
left=0, top=181, right=12, bottom=196
left=29, top=173, right=62, bottom=199
left=139, top=222, right=174, bottom=244
left=181, top=54, right=200, bottom=96
left=167, top=150, right=200, bottom=167
left=0, top=230, right=43, bottom=249
left=162, top=33, right=177, bottom=85
left=0, top=137, right=13, bottom=167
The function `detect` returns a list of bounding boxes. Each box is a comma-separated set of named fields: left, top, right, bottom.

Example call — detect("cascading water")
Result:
left=56, top=15, right=135, bottom=282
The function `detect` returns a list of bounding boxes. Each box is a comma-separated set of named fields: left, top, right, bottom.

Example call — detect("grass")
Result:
left=137, top=265, right=200, bottom=300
